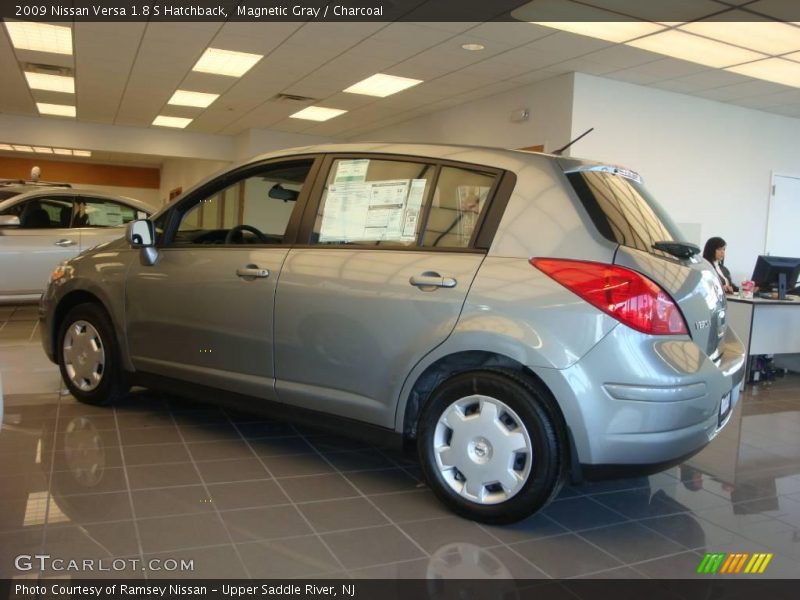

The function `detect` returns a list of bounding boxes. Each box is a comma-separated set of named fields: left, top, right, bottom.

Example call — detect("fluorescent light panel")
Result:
left=344, top=73, right=423, bottom=97
left=0, top=143, right=13, bottom=151
left=192, top=48, right=262, bottom=77
left=73, top=150, right=91, bottom=157
left=52, top=148, right=72, bottom=155
left=5, top=22, right=72, bottom=55
left=37, top=102, right=75, bottom=117
left=1, top=144, right=91, bottom=156
left=25, top=71, right=75, bottom=94
left=680, top=21, right=800, bottom=56
left=168, top=89, right=219, bottom=108
left=153, top=115, right=192, bottom=128
left=32, top=146, right=52, bottom=154
left=12, top=145, right=33, bottom=152
left=627, top=30, right=766, bottom=68
left=726, top=58, right=800, bottom=88
left=535, top=21, right=665, bottom=43
left=289, top=106, right=348, bottom=121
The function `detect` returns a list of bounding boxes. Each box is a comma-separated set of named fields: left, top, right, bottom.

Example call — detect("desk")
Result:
left=726, top=295, right=800, bottom=384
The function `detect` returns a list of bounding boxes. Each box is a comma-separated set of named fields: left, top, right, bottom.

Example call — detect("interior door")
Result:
left=125, top=158, right=318, bottom=399
left=0, top=194, right=78, bottom=295
left=274, top=157, right=500, bottom=427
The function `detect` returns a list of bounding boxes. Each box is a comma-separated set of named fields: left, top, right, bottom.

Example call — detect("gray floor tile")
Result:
left=118, top=425, right=183, bottom=446
left=55, top=467, right=128, bottom=496
left=542, top=496, right=628, bottom=531
left=177, top=422, right=242, bottom=443
left=298, top=497, right=389, bottom=533
left=219, top=505, right=312, bottom=542
left=195, top=457, right=271, bottom=484
left=591, top=489, right=681, bottom=520
left=207, top=479, right=290, bottom=510
left=322, top=449, right=396, bottom=472
left=249, top=437, right=314, bottom=457
left=262, top=452, right=336, bottom=478
left=233, top=420, right=298, bottom=439
left=344, top=468, right=423, bottom=495
left=123, top=443, right=191, bottom=466
left=578, top=521, right=686, bottom=563
left=127, top=462, right=202, bottom=489
left=238, top=536, right=341, bottom=578
left=632, top=551, right=705, bottom=578
left=49, top=491, right=134, bottom=524
left=511, top=533, right=623, bottom=578
left=321, top=525, right=425, bottom=569
left=280, top=473, right=360, bottom=503
left=132, top=485, right=215, bottom=518
left=482, top=512, right=568, bottom=544
left=137, top=513, right=230, bottom=553
left=399, top=516, right=500, bottom=554
left=42, top=521, right=140, bottom=557
left=186, top=440, right=256, bottom=462
left=0, top=529, right=45, bottom=577
left=369, top=490, right=450, bottom=523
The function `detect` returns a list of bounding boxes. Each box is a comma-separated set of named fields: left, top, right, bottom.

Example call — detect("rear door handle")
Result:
left=409, top=272, right=457, bottom=290
left=54, top=239, right=77, bottom=247
left=236, top=266, right=270, bottom=279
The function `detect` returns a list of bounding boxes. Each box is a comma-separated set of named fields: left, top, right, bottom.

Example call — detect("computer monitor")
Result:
left=751, top=255, right=800, bottom=294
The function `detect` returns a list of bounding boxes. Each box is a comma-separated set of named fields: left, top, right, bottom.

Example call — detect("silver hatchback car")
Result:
left=40, top=143, right=745, bottom=523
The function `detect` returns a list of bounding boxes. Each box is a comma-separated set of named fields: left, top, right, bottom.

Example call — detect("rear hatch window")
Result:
left=567, top=167, right=726, bottom=355
left=566, top=168, right=684, bottom=258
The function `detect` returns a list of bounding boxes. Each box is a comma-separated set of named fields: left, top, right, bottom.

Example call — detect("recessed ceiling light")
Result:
left=168, top=89, right=220, bottom=108
left=535, top=22, right=665, bottom=43
left=5, top=22, right=73, bottom=55
left=12, top=145, right=34, bottom=152
left=0, top=143, right=13, bottom=151
left=73, top=150, right=91, bottom=157
left=680, top=22, right=800, bottom=56
left=289, top=106, right=348, bottom=121
left=344, top=73, right=423, bottom=97
left=36, top=102, right=75, bottom=117
left=152, top=115, right=192, bottom=128
left=53, top=148, right=72, bottom=155
left=32, top=146, right=52, bottom=154
left=192, top=48, right=263, bottom=77
left=24, top=72, right=75, bottom=94
left=461, top=43, right=485, bottom=51
left=726, top=58, right=800, bottom=88
left=627, top=30, right=766, bottom=68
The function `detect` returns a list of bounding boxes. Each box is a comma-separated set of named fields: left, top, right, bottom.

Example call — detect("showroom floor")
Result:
left=1, top=303, right=800, bottom=580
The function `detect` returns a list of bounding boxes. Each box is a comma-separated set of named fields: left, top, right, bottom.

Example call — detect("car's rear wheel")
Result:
left=417, top=370, right=563, bottom=524
left=58, top=303, right=129, bottom=406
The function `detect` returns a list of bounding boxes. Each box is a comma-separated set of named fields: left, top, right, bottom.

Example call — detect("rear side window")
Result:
left=567, top=170, right=684, bottom=256
left=314, top=158, right=434, bottom=246
left=423, top=166, right=496, bottom=248
left=76, top=199, right=137, bottom=227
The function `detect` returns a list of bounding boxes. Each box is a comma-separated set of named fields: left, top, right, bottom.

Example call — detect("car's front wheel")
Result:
left=417, top=370, right=564, bottom=524
left=58, top=302, right=129, bottom=406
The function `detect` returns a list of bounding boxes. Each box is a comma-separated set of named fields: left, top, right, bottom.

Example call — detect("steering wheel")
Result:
left=225, top=224, right=269, bottom=244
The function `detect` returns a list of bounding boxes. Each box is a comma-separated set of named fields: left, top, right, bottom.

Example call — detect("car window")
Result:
left=75, top=198, right=138, bottom=228
left=313, top=158, right=434, bottom=246
left=566, top=170, right=684, bottom=257
left=173, top=159, right=313, bottom=245
left=422, top=166, right=496, bottom=248
left=10, top=197, right=73, bottom=229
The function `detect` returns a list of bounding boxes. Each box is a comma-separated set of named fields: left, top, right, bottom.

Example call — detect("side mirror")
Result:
left=0, top=215, right=21, bottom=228
left=126, top=219, right=154, bottom=248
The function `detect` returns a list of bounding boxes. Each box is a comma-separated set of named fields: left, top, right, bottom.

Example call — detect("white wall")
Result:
left=569, top=73, right=800, bottom=284
left=159, top=158, right=231, bottom=206
left=356, top=73, right=575, bottom=152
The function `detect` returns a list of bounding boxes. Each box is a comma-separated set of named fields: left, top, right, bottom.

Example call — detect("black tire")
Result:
left=417, top=369, right=564, bottom=524
left=57, top=302, right=130, bottom=406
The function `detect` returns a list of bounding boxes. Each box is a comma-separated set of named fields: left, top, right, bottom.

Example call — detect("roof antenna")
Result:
left=553, top=128, right=594, bottom=156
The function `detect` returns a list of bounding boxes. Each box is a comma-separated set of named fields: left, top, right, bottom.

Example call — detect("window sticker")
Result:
left=333, top=159, right=370, bottom=184
left=456, top=185, right=490, bottom=240
left=319, top=178, right=428, bottom=243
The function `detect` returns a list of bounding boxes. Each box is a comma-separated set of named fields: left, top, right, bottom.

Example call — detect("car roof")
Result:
left=0, top=186, right=153, bottom=213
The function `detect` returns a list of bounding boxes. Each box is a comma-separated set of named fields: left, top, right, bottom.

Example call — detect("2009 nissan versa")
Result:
left=40, top=143, right=745, bottom=523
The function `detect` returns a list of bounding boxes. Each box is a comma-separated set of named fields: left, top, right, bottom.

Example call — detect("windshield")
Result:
left=0, top=190, right=21, bottom=201
left=567, top=170, right=685, bottom=257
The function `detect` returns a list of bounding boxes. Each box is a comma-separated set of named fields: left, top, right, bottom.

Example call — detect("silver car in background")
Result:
left=39, top=143, right=745, bottom=523
left=0, top=181, right=152, bottom=303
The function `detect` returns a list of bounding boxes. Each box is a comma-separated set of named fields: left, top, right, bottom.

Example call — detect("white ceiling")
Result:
left=2, top=5, right=800, bottom=155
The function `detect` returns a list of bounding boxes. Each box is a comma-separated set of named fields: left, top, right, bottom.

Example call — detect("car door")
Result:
left=75, top=196, right=149, bottom=252
left=125, top=157, right=319, bottom=400
left=274, top=155, right=503, bottom=427
left=0, top=193, right=78, bottom=295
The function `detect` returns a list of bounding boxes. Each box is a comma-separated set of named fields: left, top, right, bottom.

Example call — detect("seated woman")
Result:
left=703, top=236, right=738, bottom=294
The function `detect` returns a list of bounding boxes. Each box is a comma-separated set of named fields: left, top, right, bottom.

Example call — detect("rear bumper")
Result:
left=534, top=324, right=745, bottom=470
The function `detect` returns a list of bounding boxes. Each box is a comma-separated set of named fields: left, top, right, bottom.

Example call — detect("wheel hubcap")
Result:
left=62, top=320, right=105, bottom=392
left=433, top=395, right=533, bottom=505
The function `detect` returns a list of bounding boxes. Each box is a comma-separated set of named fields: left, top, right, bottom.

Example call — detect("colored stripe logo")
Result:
left=697, top=552, right=773, bottom=574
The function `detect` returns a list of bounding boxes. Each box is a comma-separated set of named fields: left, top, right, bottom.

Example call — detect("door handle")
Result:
left=236, top=266, right=270, bottom=279
left=409, top=272, right=457, bottom=290
left=54, top=239, right=77, bottom=247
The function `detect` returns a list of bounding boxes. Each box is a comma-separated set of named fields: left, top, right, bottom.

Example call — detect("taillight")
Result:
left=531, top=258, right=688, bottom=336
